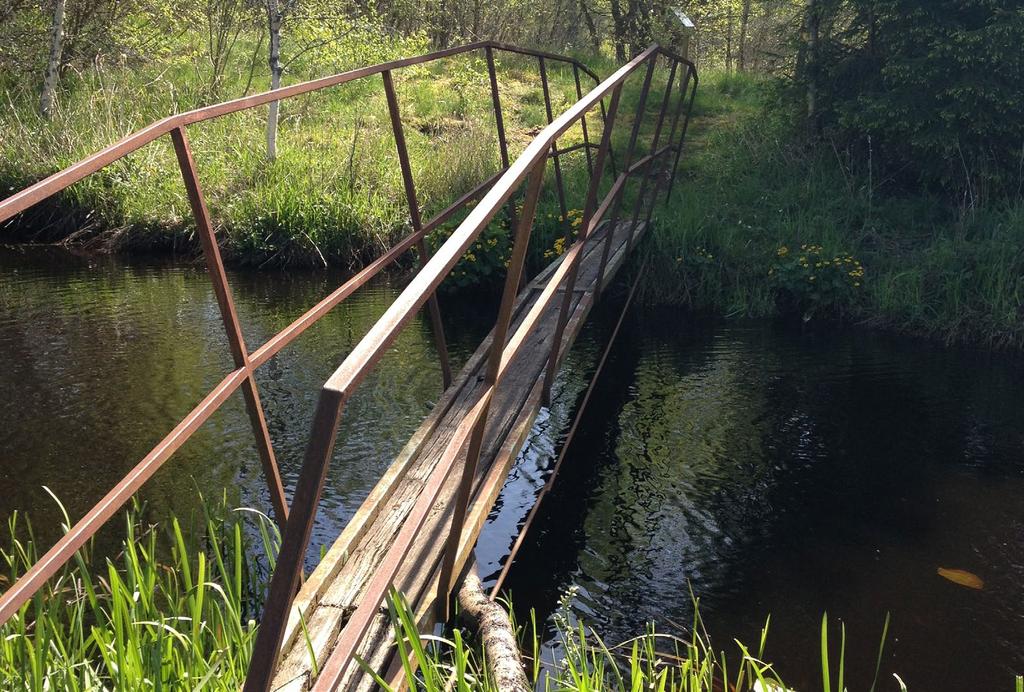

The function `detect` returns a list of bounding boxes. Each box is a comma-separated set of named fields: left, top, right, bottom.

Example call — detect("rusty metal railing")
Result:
left=242, top=44, right=697, bottom=691
left=0, top=40, right=609, bottom=627
left=0, top=39, right=698, bottom=691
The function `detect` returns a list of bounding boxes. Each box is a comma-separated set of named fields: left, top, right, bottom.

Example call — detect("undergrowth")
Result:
left=372, top=586, right=909, bottom=692
left=641, top=70, right=1024, bottom=347
left=0, top=36, right=599, bottom=268
left=0, top=490, right=279, bottom=690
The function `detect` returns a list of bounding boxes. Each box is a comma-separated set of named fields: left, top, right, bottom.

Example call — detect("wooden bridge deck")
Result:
left=271, top=219, right=644, bottom=691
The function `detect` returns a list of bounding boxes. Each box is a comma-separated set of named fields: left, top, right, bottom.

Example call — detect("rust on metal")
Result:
left=594, top=57, right=657, bottom=294
left=170, top=126, right=290, bottom=527
left=542, top=82, right=623, bottom=403
left=0, top=41, right=611, bottom=630
left=435, top=160, right=547, bottom=617
left=0, top=40, right=699, bottom=692
left=572, top=63, right=595, bottom=177
left=248, top=45, right=665, bottom=691
left=485, top=46, right=518, bottom=233
left=492, top=258, right=648, bottom=597
left=627, top=61, right=678, bottom=250
left=538, top=57, right=572, bottom=245
left=666, top=63, right=699, bottom=201
left=382, top=69, right=453, bottom=389
left=0, top=366, right=248, bottom=625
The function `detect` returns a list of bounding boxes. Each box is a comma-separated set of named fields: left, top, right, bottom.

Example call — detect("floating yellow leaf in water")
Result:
left=937, top=567, right=984, bottom=590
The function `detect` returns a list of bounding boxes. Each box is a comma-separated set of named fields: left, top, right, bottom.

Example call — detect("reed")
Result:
left=3, top=495, right=1021, bottom=690
left=0, top=490, right=279, bottom=690
left=366, top=587, right=888, bottom=692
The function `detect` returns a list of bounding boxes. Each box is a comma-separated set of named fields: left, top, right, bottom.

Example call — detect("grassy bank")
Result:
left=641, top=71, right=1024, bottom=347
left=0, top=34, right=598, bottom=267
left=3, top=49, right=1021, bottom=347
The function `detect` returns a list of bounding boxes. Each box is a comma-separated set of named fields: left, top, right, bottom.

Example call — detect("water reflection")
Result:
left=504, top=308, right=1024, bottom=692
left=3, top=247, right=1023, bottom=690
left=0, top=247, right=488, bottom=561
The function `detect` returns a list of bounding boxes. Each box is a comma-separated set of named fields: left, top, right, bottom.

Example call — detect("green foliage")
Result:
left=0, top=32, right=586, bottom=267
left=810, top=0, right=1024, bottom=199
left=769, top=244, right=866, bottom=320
left=368, top=587, right=920, bottom=692
left=425, top=202, right=583, bottom=293
left=429, top=214, right=514, bottom=292
left=367, top=587, right=791, bottom=692
left=644, top=69, right=1024, bottom=347
left=0, top=491, right=279, bottom=690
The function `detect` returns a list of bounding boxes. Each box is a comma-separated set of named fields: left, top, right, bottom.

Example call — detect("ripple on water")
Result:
left=502, top=312, right=1024, bottom=692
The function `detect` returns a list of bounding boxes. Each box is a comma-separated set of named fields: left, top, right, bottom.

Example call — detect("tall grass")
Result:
left=0, top=490, right=279, bottom=690
left=368, top=587, right=918, bottom=692
left=4, top=494, right=1021, bottom=691
left=0, top=38, right=591, bottom=267
left=641, top=70, right=1024, bottom=347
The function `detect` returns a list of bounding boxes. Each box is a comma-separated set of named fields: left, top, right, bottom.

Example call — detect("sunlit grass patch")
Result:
left=0, top=491, right=279, bottom=690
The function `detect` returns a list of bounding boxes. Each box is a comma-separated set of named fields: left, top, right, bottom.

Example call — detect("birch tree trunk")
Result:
left=457, top=568, right=530, bottom=692
left=266, top=0, right=284, bottom=161
left=40, top=0, right=67, bottom=119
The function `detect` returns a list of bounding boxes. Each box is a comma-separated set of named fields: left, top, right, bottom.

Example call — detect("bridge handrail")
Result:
left=0, top=40, right=599, bottom=225
left=0, top=41, right=610, bottom=627
left=0, top=36, right=698, bottom=691
left=244, top=44, right=698, bottom=691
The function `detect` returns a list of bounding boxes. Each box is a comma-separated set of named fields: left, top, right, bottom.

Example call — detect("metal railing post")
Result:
left=665, top=64, right=698, bottom=203
left=646, top=61, right=692, bottom=224
left=572, top=64, right=595, bottom=177
left=539, top=57, right=572, bottom=244
left=541, top=84, right=623, bottom=405
left=594, top=83, right=619, bottom=180
left=0, top=43, right=675, bottom=652
left=435, top=158, right=547, bottom=618
left=594, top=56, right=656, bottom=295
left=485, top=46, right=518, bottom=233
left=170, top=126, right=290, bottom=528
left=243, top=388, right=346, bottom=692
left=381, top=69, right=453, bottom=389
left=626, top=60, right=677, bottom=250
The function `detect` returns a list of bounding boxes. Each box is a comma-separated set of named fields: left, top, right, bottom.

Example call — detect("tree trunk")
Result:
left=457, top=568, right=530, bottom=692
left=739, top=0, right=751, bottom=71
left=40, top=0, right=67, bottom=119
left=804, top=0, right=819, bottom=130
left=609, top=0, right=627, bottom=61
left=266, top=0, right=283, bottom=161
left=580, top=0, right=599, bottom=52
left=725, top=10, right=734, bottom=72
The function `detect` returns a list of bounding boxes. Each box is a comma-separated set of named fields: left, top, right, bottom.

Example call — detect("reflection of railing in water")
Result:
left=0, top=39, right=698, bottom=692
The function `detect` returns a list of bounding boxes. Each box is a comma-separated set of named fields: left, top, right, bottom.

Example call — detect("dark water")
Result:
left=502, top=306, right=1024, bottom=691
left=2, top=248, right=1023, bottom=690
left=0, top=246, right=497, bottom=557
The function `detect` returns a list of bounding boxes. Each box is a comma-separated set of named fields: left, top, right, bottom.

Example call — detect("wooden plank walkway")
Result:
left=270, top=219, right=644, bottom=691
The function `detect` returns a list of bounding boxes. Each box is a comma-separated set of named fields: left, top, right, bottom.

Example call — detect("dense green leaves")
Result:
left=807, top=0, right=1024, bottom=199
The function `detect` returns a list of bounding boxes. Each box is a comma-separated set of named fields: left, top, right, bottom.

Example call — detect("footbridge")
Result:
left=0, top=41, right=696, bottom=691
